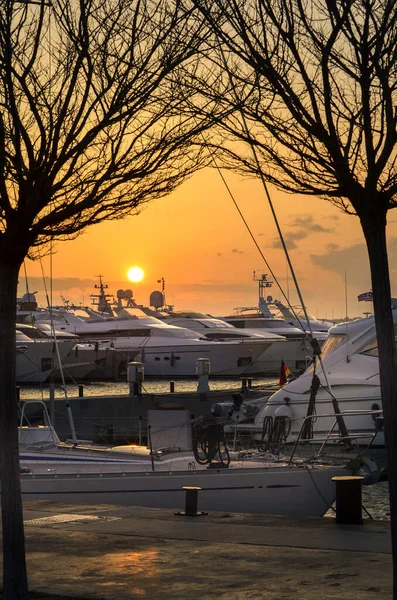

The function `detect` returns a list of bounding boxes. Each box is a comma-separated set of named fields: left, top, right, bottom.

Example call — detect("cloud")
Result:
left=216, top=252, right=222, bottom=257
left=290, top=214, right=334, bottom=233
left=231, top=248, right=244, bottom=254
left=309, top=240, right=397, bottom=289
left=272, top=229, right=309, bottom=250
left=17, top=276, right=95, bottom=293
left=270, top=213, right=335, bottom=249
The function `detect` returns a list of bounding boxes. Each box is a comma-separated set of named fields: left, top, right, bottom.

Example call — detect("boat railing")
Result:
left=19, top=400, right=61, bottom=446
left=288, top=408, right=383, bottom=465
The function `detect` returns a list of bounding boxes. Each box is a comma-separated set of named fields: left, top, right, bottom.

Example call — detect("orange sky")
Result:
left=19, top=167, right=397, bottom=321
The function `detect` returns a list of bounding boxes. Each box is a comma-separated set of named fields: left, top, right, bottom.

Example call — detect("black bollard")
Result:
left=332, top=476, right=364, bottom=524
left=184, top=486, right=200, bottom=515
left=175, top=486, right=208, bottom=516
left=78, top=385, right=84, bottom=397
left=170, top=381, right=175, bottom=393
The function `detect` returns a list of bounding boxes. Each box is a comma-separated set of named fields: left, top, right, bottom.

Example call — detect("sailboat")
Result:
left=17, top=400, right=372, bottom=518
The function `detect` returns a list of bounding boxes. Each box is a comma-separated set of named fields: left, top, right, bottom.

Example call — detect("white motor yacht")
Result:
left=271, top=299, right=334, bottom=333
left=217, top=274, right=327, bottom=374
left=16, top=322, right=121, bottom=383
left=32, top=307, right=273, bottom=377
left=154, top=310, right=291, bottom=376
left=233, top=312, right=390, bottom=446
left=218, top=308, right=325, bottom=375
left=15, top=330, right=75, bottom=384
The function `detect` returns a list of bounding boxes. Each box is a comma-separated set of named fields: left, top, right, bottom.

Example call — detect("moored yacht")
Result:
left=152, top=310, right=293, bottom=376
left=233, top=311, right=390, bottom=446
left=215, top=273, right=327, bottom=374
left=15, top=322, right=119, bottom=383
left=271, top=299, right=334, bottom=333
left=32, top=306, right=273, bottom=377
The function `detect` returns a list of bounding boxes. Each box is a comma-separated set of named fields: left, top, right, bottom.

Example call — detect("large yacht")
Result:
left=233, top=311, right=388, bottom=445
left=217, top=274, right=327, bottom=373
left=15, top=322, right=120, bottom=383
left=152, top=310, right=293, bottom=376
left=31, top=304, right=274, bottom=378
left=271, top=299, right=334, bottom=333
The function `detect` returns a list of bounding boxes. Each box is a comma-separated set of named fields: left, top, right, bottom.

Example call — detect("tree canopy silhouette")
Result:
left=192, top=0, right=397, bottom=592
left=0, top=0, right=214, bottom=597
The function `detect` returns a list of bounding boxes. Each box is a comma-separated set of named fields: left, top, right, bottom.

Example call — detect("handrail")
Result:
left=288, top=408, right=383, bottom=465
left=19, top=400, right=61, bottom=445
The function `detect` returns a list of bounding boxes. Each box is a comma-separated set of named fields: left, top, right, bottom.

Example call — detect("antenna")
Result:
left=345, top=270, right=350, bottom=363
left=157, top=277, right=166, bottom=306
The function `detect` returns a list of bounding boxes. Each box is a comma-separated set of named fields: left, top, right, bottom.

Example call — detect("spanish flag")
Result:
left=279, top=360, right=292, bottom=387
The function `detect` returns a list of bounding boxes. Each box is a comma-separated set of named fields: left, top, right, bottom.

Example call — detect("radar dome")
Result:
left=116, top=289, right=125, bottom=298
left=150, top=290, right=164, bottom=309
left=124, top=289, right=133, bottom=299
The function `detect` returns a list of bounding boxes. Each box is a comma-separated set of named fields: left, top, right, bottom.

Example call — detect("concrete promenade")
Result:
left=6, top=500, right=393, bottom=599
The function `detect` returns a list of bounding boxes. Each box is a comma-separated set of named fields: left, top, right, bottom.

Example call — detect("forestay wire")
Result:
left=215, top=45, right=350, bottom=442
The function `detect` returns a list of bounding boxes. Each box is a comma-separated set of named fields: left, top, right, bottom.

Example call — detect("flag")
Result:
left=279, top=360, right=292, bottom=387
left=358, top=291, right=373, bottom=302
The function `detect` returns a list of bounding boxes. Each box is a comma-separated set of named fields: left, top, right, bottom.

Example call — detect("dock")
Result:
left=12, top=500, right=392, bottom=599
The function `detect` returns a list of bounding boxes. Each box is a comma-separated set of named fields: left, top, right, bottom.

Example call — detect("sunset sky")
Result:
left=18, top=167, right=397, bottom=321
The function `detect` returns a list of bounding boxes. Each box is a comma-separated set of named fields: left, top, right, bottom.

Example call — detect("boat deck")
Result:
left=14, top=500, right=392, bottom=599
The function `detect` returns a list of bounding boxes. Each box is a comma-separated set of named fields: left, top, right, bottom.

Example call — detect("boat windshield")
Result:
left=307, top=334, right=346, bottom=373
left=319, top=334, right=346, bottom=359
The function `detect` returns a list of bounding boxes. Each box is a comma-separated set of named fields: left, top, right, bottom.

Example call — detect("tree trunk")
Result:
left=0, top=260, right=29, bottom=599
left=361, top=210, right=397, bottom=597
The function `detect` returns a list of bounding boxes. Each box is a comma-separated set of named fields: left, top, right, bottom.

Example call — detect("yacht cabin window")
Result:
left=359, top=339, right=379, bottom=356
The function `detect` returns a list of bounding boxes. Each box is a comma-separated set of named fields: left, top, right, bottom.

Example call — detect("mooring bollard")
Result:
left=332, top=475, right=365, bottom=524
left=184, top=486, right=200, bottom=515
left=175, top=486, right=208, bottom=516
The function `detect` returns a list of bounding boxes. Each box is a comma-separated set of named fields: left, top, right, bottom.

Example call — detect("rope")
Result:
left=192, top=419, right=230, bottom=466
left=259, top=415, right=291, bottom=454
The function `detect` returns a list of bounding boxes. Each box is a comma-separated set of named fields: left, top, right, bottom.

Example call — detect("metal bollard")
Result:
left=175, top=486, right=208, bottom=516
left=332, top=475, right=364, bottom=524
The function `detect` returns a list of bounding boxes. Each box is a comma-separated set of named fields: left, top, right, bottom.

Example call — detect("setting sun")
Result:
left=127, top=266, right=144, bottom=283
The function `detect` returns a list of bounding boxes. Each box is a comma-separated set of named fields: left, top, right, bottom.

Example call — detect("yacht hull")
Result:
left=20, top=462, right=349, bottom=518
left=114, top=340, right=271, bottom=378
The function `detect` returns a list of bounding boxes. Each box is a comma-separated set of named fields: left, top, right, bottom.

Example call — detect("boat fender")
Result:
left=210, top=402, right=235, bottom=418
left=357, top=456, right=383, bottom=485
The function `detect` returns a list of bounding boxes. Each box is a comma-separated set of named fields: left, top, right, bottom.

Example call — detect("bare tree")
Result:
left=0, top=0, right=215, bottom=597
left=191, top=0, right=397, bottom=592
